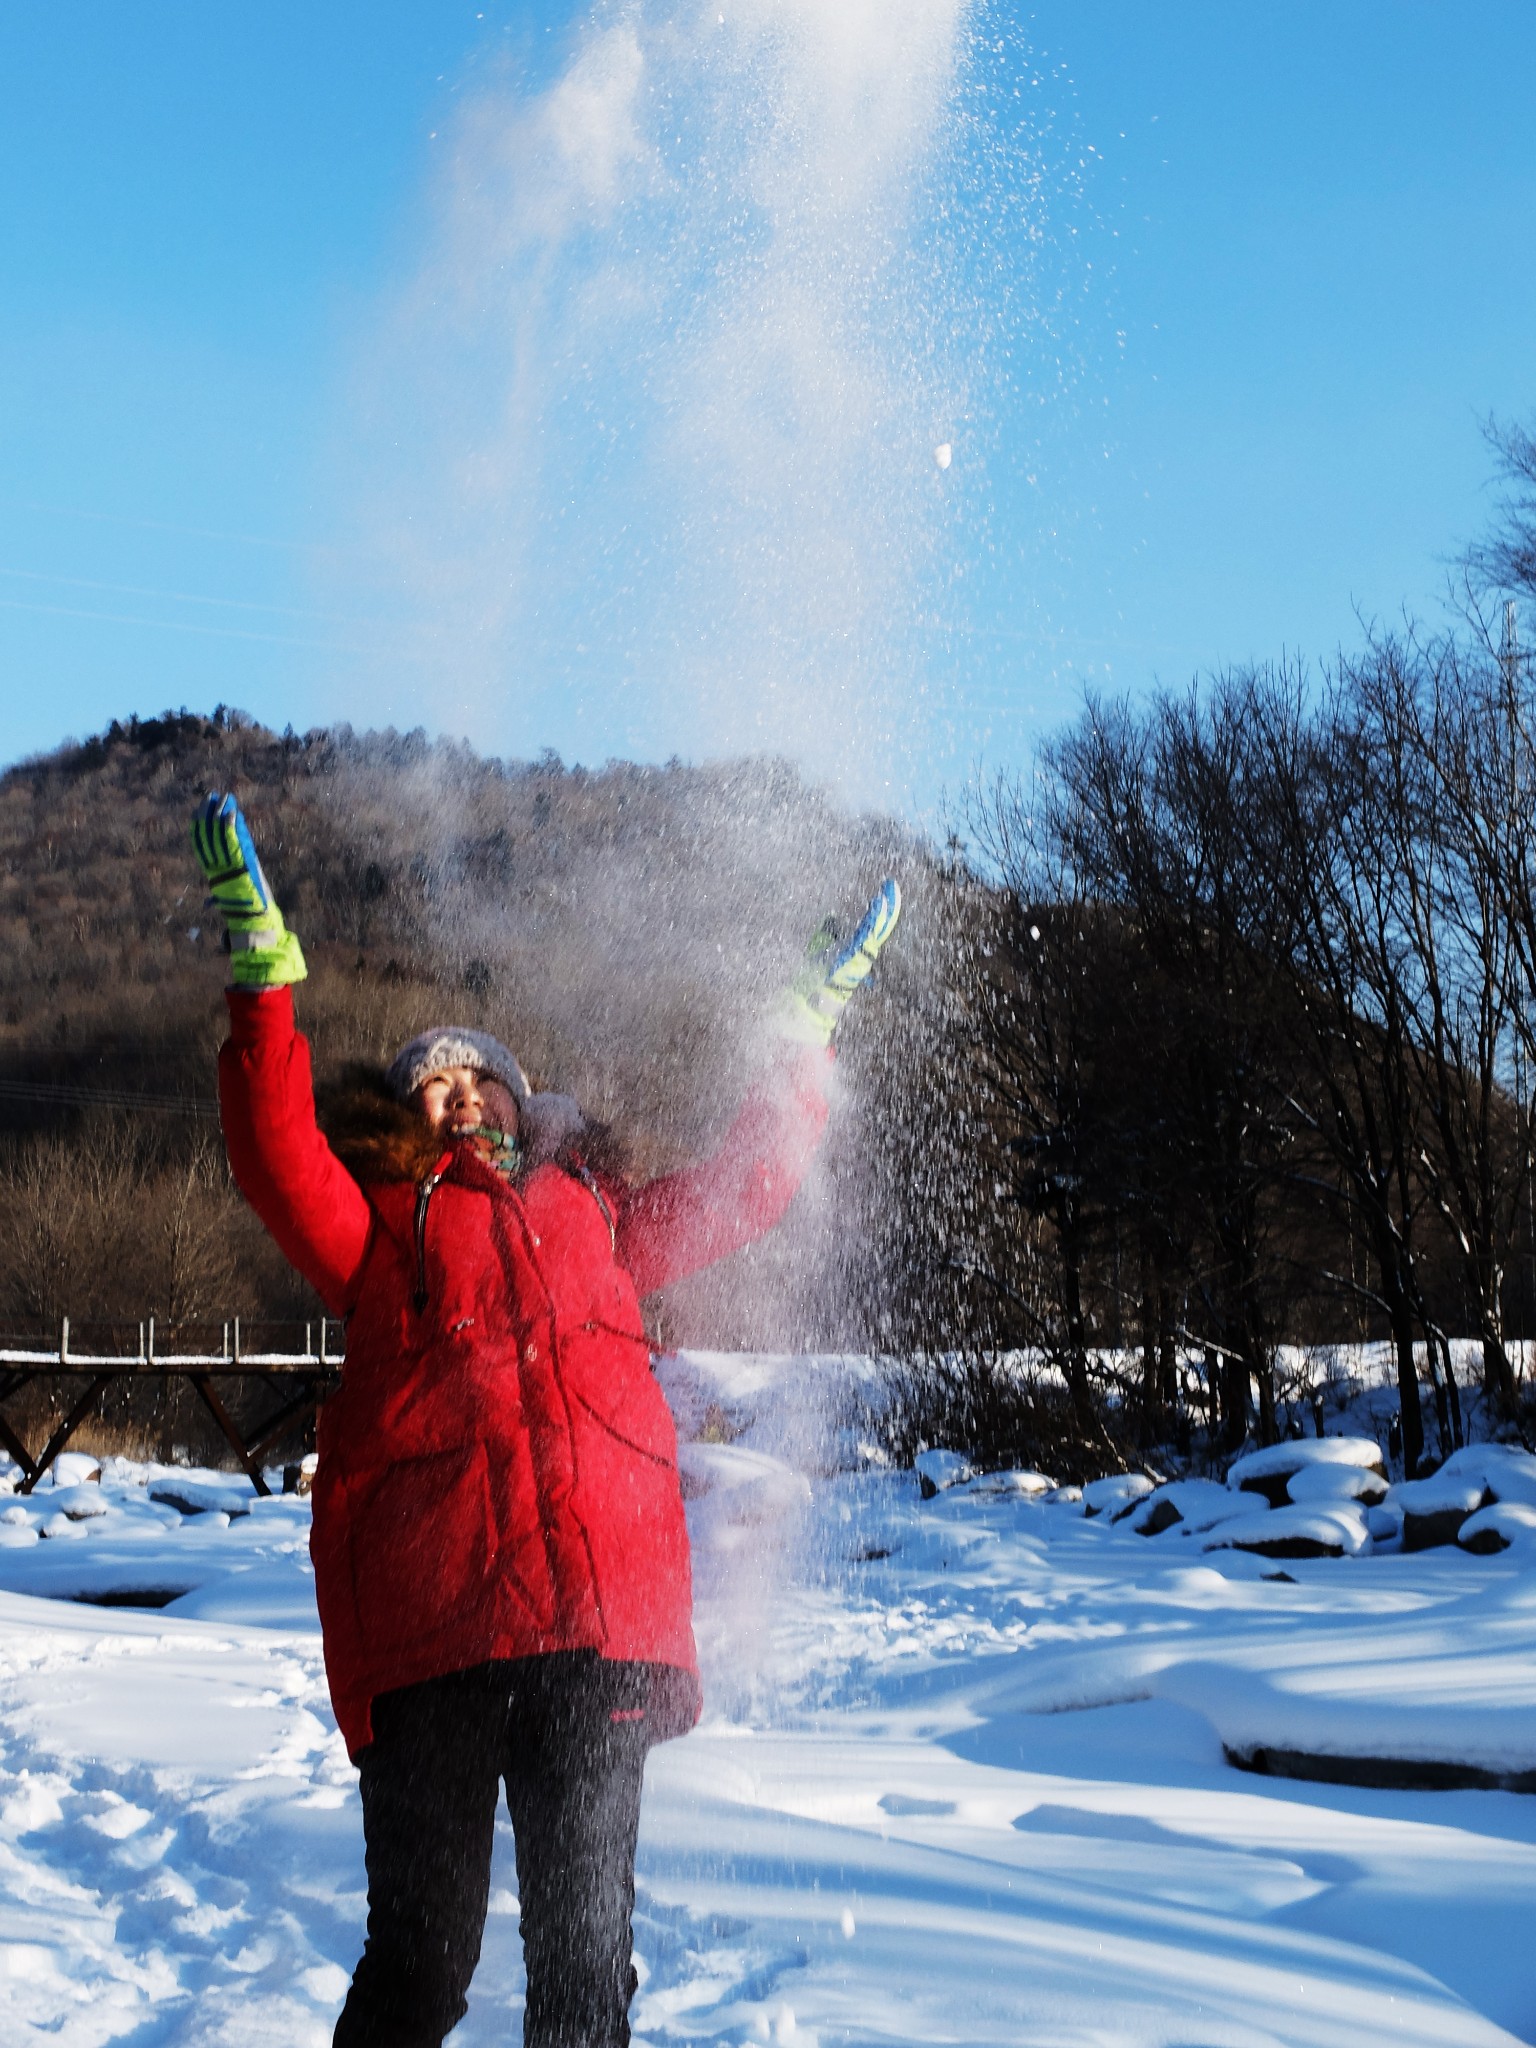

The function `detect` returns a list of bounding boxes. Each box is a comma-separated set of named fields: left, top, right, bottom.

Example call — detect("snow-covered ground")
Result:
left=2, top=1362, right=1535, bottom=2047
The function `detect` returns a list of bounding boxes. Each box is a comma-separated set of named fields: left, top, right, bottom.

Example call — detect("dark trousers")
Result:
left=333, top=1655, right=655, bottom=2048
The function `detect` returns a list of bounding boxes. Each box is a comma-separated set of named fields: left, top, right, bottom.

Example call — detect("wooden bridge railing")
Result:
left=0, top=1318, right=344, bottom=1498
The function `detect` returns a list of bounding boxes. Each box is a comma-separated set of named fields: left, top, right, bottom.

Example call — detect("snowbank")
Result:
left=2, top=1377, right=1536, bottom=2046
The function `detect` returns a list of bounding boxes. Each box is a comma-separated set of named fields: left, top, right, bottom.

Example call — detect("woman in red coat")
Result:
left=192, top=794, right=899, bottom=2048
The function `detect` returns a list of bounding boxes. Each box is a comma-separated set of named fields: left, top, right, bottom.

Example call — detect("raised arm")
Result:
left=219, top=987, right=374, bottom=1316
left=616, top=879, right=902, bottom=1298
left=193, top=793, right=373, bottom=1315
left=615, top=1046, right=831, bottom=1297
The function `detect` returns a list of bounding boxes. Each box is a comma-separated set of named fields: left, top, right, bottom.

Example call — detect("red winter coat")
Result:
left=218, top=987, right=830, bottom=1756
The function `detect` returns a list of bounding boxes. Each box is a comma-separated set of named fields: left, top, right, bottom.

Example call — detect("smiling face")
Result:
left=414, top=1064, right=522, bottom=1137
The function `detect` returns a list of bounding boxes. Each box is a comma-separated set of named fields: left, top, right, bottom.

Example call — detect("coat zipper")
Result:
left=571, top=1162, right=617, bottom=1251
left=412, top=1170, right=445, bottom=1312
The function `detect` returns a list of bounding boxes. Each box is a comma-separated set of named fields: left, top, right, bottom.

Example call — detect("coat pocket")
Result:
left=349, top=1442, right=498, bottom=1655
left=567, top=1356, right=678, bottom=1470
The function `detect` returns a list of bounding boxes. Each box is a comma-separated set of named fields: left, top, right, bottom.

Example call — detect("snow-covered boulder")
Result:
left=1130, top=1479, right=1262, bottom=1537
left=147, top=1479, right=253, bottom=1519
left=1042, top=1484, right=1083, bottom=1506
left=952, top=1467, right=1055, bottom=1500
left=1365, top=1503, right=1402, bottom=1543
left=1382, top=1445, right=1536, bottom=1551
left=1459, top=1501, right=1536, bottom=1555
left=1081, top=1473, right=1154, bottom=1520
left=1203, top=1502, right=1371, bottom=1560
left=1389, top=1473, right=1489, bottom=1551
left=834, top=1431, right=893, bottom=1472
left=1434, top=1443, right=1536, bottom=1508
left=283, top=1452, right=319, bottom=1496
left=914, top=1449, right=973, bottom=1499
left=1285, top=1462, right=1387, bottom=1507
left=679, top=1443, right=811, bottom=1553
left=50, top=1453, right=102, bottom=1487
left=654, top=1349, right=890, bottom=1476
left=48, top=1484, right=109, bottom=1522
left=1156, top=1647, right=1536, bottom=1788
left=1226, top=1437, right=1384, bottom=1508
left=0, top=1506, right=39, bottom=1547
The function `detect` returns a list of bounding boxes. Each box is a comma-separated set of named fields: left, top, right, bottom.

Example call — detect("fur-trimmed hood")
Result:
left=316, top=1067, right=449, bottom=1185
left=316, top=1063, right=611, bottom=1186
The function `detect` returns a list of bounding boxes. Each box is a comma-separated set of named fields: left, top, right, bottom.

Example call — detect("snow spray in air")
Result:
left=335, top=0, right=1083, bottom=811
left=326, top=2, right=1091, bottom=1713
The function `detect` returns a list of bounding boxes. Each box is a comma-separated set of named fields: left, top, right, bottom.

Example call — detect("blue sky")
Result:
left=2, top=1, right=1533, bottom=815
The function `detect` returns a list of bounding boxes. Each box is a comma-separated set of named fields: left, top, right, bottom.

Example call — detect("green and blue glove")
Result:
left=774, top=878, right=901, bottom=1048
left=190, top=793, right=307, bottom=990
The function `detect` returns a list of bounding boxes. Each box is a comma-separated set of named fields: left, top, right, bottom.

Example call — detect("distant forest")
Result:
left=3, top=420, right=1535, bottom=1477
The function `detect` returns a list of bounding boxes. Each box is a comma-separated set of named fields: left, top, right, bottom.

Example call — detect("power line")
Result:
left=0, top=1079, right=219, bottom=1119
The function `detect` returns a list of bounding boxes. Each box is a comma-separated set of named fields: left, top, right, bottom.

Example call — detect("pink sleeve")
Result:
left=614, top=1046, right=832, bottom=1298
left=218, top=988, right=375, bottom=1317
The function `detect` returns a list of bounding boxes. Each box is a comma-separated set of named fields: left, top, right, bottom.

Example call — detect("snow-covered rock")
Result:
left=50, top=1453, right=103, bottom=1486
left=48, top=1483, right=110, bottom=1521
left=1387, top=1444, right=1536, bottom=1549
left=1081, top=1473, right=1154, bottom=1520
left=148, top=1479, right=254, bottom=1519
left=1434, top=1442, right=1536, bottom=1507
left=1155, top=1652, right=1536, bottom=1789
left=654, top=1348, right=893, bottom=1477
left=1130, top=1479, right=1261, bottom=1537
left=834, top=1430, right=893, bottom=1472
left=952, top=1468, right=1054, bottom=1500
left=1285, top=1462, right=1388, bottom=1506
left=1202, top=1502, right=1371, bottom=1559
left=1458, top=1500, right=1536, bottom=1555
left=1390, top=1473, right=1489, bottom=1551
left=679, top=1442, right=811, bottom=1553
left=914, top=1449, right=973, bottom=1499
left=287, top=1450, right=320, bottom=1496
left=1227, top=1436, right=1384, bottom=1507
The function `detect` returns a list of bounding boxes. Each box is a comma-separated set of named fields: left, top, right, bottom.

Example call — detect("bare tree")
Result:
left=965, top=776, right=1117, bottom=1434
left=1363, top=638, right=1527, bottom=1424
left=1240, top=667, right=1455, bottom=1472
left=1465, top=416, right=1536, bottom=606
left=1041, top=688, right=1301, bottom=1446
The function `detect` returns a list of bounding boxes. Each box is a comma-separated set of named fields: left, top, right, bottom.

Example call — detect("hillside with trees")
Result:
left=0, top=713, right=964, bottom=1353
left=4, top=409, right=1536, bottom=1481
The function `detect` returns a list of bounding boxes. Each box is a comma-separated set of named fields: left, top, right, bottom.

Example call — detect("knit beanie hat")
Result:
left=386, top=1027, right=531, bottom=1107
left=385, top=1026, right=587, bottom=1166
